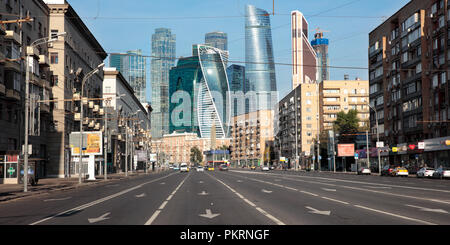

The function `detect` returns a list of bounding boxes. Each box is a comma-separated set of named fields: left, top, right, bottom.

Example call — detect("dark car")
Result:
left=380, top=165, right=394, bottom=176
left=219, top=164, right=228, bottom=171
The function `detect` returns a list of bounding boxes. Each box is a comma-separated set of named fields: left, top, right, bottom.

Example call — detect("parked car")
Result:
left=262, top=166, right=269, bottom=171
left=180, top=163, right=189, bottom=172
left=392, top=167, right=409, bottom=177
left=219, top=164, right=228, bottom=171
left=269, top=166, right=275, bottom=170
left=416, top=167, right=435, bottom=178
left=357, top=167, right=371, bottom=175
left=197, top=166, right=204, bottom=172
left=250, top=166, right=256, bottom=170
left=173, top=164, right=180, bottom=171
left=381, top=165, right=394, bottom=176
left=432, top=167, right=450, bottom=179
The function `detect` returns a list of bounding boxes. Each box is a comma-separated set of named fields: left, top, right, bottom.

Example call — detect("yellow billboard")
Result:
left=70, top=131, right=103, bottom=156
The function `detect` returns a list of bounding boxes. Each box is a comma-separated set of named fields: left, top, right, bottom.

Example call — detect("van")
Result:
left=180, top=163, right=189, bottom=172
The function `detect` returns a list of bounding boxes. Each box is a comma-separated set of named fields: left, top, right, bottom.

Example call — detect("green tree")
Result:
left=333, top=109, right=360, bottom=143
left=190, top=146, right=203, bottom=165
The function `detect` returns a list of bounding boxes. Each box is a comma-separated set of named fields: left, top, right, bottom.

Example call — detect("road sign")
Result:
left=338, top=144, right=355, bottom=157
left=354, top=153, right=359, bottom=160
left=376, top=141, right=384, bottom=148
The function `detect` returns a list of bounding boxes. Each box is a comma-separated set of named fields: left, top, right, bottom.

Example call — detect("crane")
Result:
left=314, top=27, right=330, bottom=39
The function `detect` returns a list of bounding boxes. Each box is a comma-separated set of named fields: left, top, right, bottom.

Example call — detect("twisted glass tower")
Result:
left=245, top=5, right=277, bottom=112
left=169, top=44, right=230, bottom=138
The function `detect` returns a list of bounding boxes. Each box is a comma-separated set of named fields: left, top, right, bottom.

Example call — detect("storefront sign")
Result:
left=392, top=147, right=398, bottom=153
left=424, top=136, right=450, bottom=152
left=408, top=144, right=416, bottom=150
left=418, top=142, right=425, bottom=150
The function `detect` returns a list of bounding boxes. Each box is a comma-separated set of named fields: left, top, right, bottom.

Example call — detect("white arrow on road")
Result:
left=199, top=209, right=220, bottom=219
left=406, top=205, right=448, bottom=214
left=160, top=182, right=166, bottom=185
left=198, top=191, right=209, bottom=196
left=321, top=188, right=336, bottom=192
left=237, top=180, right=243, bottom=183
left=262, top=189, right=273, bottom=193
left=135, top=193, right=146, bottom=198
left=88, top=212, right=111, bottom=224
left=305, top=206, right=331, bottom=216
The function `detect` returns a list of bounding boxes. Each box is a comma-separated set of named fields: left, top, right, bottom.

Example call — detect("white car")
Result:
left=416, top=167, right=435, bottom=178
left=357, top=167, right=371, bottom=175
left=432, top=167, right=450, bottom=179
left=180, top=163, right=189, bottom=172
left=196, top=166, right=204, bottom=172
left=262, top=166, right=269, bottom=171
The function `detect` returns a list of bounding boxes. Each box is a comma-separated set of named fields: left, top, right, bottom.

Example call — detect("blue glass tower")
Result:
left=311, top=32, right=330, bottom=83
left=151, top=28, right=176, bottom=138
left=245, top=5, right=278, bottom=112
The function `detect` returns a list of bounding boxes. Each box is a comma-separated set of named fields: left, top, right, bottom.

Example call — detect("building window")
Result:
left=50, top=53, right=58, bottom=64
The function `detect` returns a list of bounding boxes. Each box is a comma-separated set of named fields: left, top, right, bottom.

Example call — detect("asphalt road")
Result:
left=0, top=169, right=449, bottom=225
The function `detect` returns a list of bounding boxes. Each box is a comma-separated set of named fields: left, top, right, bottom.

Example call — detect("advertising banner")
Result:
left=337, top=144, right=355, bottom=157
left=70, top=131, right=103, bottom=156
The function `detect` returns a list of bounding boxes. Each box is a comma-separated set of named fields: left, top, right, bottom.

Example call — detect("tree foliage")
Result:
left=333, top=109, right=360, bottom=143
left=190, top=146, right=203, bottom=165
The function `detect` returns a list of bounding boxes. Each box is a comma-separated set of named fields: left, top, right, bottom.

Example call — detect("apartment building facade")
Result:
left=0, top=0, right=53, bottom=182
left=276, top=84, right=319, bottom=169
left=320, top=80, right=370, bottom=132
left=151, top=132, right=230, bottom=166
left=44, top=0, right=107, bottom=177
left=369, top=0, right=450, bottom=167
left=230, top=110, right=274, bottom=167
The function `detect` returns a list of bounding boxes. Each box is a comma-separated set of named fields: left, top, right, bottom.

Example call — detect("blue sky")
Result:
left=68, top=0, right=410, bottom=102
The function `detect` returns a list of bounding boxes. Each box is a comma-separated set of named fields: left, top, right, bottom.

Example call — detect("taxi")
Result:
left=392, top=167, right=409, bottom=177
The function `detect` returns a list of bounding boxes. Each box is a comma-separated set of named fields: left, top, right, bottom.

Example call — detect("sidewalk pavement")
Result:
left=0, top=170, right=164, bottom=203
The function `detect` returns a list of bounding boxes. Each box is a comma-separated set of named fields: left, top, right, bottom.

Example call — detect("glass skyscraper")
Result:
left=109, top=50, right=147, bottom=104
left=245, top=5, right=278, bottom=112
left=169, top=44, right=231, bottom=139
left=205, top=32, right=228, bottom=51
left=227, top=64, right=247, bottom=117
left=151, top=28, right=176, bottom=139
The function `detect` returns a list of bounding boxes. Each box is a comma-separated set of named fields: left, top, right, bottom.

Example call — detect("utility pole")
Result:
left=79, top=63, right=105, bottom=184
left=366, top=130, right=370, bottom=168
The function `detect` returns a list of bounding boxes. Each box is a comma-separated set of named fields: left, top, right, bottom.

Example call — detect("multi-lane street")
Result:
left=0, top=169, right=449, bottom=225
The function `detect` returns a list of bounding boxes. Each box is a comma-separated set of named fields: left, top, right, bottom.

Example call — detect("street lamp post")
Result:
left=78, top=63, right=105, bottom=184
left=23, top=33, right=66, bottom=192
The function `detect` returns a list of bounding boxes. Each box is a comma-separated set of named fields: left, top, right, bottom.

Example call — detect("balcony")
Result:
left=5, top=89, right=20, bottom=100
left=26, top=46, right=39, bottom=58
left=401, top=55, right=421, bottom=69
left=323, top=100, right=340, bottom=105
left=5, top=30, right=21, bottom=44
left=0, top=83, right=5, bottom=95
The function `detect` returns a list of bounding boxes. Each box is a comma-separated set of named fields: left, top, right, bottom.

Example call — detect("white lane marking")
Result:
left=207, top=173, right=285, bottom=225
left=160, top=182, right=166, bottom=185
left=305, top=206, right=331, bottom=216
left=199, top=181, right=204, bottom=184
left=30, top=172, right=177, bottom=225
left=199, top=209, right=220, bottom=219
left=354, top=205, right=437, bottom=225
left=135, top=193, right=146, bottom=198
left=321, top=196, right=349, bottom=205
left=405, top=204, right=449, bottom=214
left=364, top=186, right=392, bottom=189
left=159, top=201, right=168, bottom=210
left=43, top=197, right=72, bottom=202
left=322, top=188, right=337, bottom=192
left=198, top=191, right=209, bottom=196
left=88, top=212, right=111, bottom=224
left=262, top=189, right=273, bottom=194
left=230, top=170, right=450, bottom=194
left=300, top=191, right=319, bottom=197
left=242, top=173, right=450, bottom=205
left=145, top=174, right=189, bottom=225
